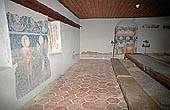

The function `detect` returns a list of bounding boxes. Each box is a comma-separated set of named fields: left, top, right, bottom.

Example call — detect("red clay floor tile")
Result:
left=106, top=104, right=122, bottom=110
left=53, top=106, right=67, bottom=110
left=85, top=95, right=98, bottom=101
left=107, top=97, right=120, bottom=104
left=20, top=59, right=128, bottom=110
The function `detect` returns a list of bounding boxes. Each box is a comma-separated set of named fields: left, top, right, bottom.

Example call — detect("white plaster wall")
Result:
left=0, top=0, right=80, bottom=109
left=0, top=0, right=12, bottom=67
left=136, top=17, right=170, bottom=53
left=80, top=19, right=116, bottom=53
left=80, top=17, right=170, bottom=54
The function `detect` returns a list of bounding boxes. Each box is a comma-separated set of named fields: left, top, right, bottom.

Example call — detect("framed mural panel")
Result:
left=114, top=20, right=138, bottom=55
left=48, top=21, right=62, bottom=54
left=6, top=12, right=51, bottom=99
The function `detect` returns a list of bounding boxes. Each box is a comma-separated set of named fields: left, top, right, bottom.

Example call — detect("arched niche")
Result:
left=114, top=20, right=138, bottom=55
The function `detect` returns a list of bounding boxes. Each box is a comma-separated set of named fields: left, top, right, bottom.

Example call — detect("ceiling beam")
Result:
left=10, top=0, right=81, bottom=29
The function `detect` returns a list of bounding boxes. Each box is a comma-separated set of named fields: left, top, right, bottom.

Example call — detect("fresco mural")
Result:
left=48, top=21, right=62, bottom=54
left=114, top=20, right=138, bottom=55
left=6, top=12, right=48, bottom=34
left=7, top=12, right=51, bottom=99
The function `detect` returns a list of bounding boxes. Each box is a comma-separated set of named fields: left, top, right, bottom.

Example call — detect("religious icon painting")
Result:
left=48, top=21, right=62, bottom=54
left=114, top=20, right=138, bottom=55
left=9, top=34, right=51, bottom=99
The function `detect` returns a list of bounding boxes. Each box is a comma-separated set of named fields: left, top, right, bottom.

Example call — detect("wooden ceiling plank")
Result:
left=102, top=0, right=104, bottom=17
left=79, top=0, right=90, bottom=18
left=68, top=1, right=80, bottom=16
left=111, top=0, right=118, bottom=17
left=114, top=0, right=122, bottom=17
left=98, top=0, right=102, bottom=17
left=69, top=0, right=82, bottom=16
left=84, top=0, right=92, bottom=18
left=90, top=0, right=95, bottom=18
left=76, top=0, right=88, bottom=16
left=111, top=0, right=119, bottom=17
left=108, top=1, right=113, bottom=17
left=120, top=0, right=127, bottom=17
left=97, top=0, right=100, bottom=17
left=77, top=0, right=85, bottom=17
left=121, top=0, right=130, bottom=18
left=104, top=0, right=108, bottom=17
left=107, top=0, right=113, bottom=18
left=59, top=0, right=80, bottom=18
left=59, top=0, right=170, bottom=19
left=107, top=0, right=112, bottom=17
left=92, top=0, right=95, bottom=17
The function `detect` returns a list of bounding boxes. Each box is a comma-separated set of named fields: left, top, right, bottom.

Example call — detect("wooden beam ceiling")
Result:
left=10, top=0, right=81, bottom=29
left=59, top=0, right=170, bottom=19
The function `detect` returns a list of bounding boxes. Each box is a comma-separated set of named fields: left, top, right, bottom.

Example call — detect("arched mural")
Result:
left=114, top=20, right=138, bottom=55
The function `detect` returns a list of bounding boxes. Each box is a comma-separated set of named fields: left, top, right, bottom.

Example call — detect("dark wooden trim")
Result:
left=48, top=17, right=55, bottom=22
left=10, top=0, right=81, bottom=29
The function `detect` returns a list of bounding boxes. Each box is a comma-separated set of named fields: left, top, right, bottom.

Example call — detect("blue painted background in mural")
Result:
left=115, top=36, right=134, bottom=42
left=10, top=34, right=48, bottom=50
left=6, top=12, right=48, bottom=34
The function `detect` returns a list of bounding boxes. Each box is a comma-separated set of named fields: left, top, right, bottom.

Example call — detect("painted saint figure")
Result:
left=48, top=22, right=62, bottom=54
left=48, top=22, right=56, bottom=53
left=13, top=14, right=22, bottom=31
left=21, top=35, right=32, bottom=89
left=37, top=35, right=48, bottom=74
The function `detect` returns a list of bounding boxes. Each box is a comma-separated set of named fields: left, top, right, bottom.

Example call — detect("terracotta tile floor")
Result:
left=21, top=59, right=128, bottom=110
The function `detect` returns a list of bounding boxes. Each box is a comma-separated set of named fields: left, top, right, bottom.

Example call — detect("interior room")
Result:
left=0, top=0, right=169, bottom=110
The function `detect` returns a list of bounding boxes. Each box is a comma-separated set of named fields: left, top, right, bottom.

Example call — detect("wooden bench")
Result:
left=125, top=53, right=170, bottom=89
left=111, top=58, right=160, bottom=110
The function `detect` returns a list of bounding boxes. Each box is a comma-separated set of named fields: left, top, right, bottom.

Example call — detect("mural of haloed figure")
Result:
left=10, top=34, right=51, bottom=99
left=7, top=12, right=51, bottom=99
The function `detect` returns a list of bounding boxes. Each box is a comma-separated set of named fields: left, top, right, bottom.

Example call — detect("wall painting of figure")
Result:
left=48, top=21, right=62, bottom=54
left=7, top=12, right=51, bottom=99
